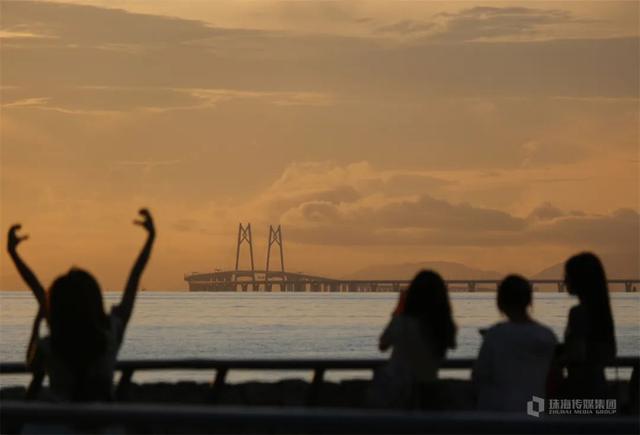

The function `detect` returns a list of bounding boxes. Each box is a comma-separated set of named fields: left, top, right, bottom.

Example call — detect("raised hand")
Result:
left=134, top=208, right=155, bottom=236
left=6, top=224, right=46, bottom=309
left=7, top=224, right=29, bottom=253
left=116, top=208, right=156, bottom=328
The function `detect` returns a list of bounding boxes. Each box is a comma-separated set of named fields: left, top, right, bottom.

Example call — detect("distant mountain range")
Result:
left=532, top=253, right=639, bottom=280
left=344, top=261, right=502, bottom=280
left=345, top=254, right=639, bottom=281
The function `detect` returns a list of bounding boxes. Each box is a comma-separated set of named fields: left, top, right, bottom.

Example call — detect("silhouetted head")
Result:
left=565, top=252, right=607, bottom=300
left=564, top=252, right=616, bottom=349
left=48, top=269, right=109, bottom=385
left=404, top=270, right=457, bottom=358
left=497, top=275, right=532, bottom=321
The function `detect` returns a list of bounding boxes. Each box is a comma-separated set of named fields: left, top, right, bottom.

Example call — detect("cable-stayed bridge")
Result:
left=184, top=223, right=639, bottom=293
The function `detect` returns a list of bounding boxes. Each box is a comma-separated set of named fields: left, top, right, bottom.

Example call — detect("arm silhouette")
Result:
left=25, top=310, right=46, bottom=400
left=379, top=317, right=398, bottom=352
left=558, top=306, right=587, bottom=364
left=7, top=225, right=46, bottom=311
left=472, top=333, right=493, bottom=389
left=379, top=292, right=405, bottom=351
left=26, top=308, right=45, bottom=369
left=115, top=209, right=155, bottom=328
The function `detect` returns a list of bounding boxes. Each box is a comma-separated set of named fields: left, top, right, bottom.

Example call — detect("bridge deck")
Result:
left=184, top=271, right=640, bottom=292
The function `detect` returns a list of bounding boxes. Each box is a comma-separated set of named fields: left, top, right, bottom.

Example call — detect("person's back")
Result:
left=561, top=253, right=617, bottom=398
left=35, top=306, right=125, bottom=402
left=473, top=275, right=557, bottom=413
left=7, top=209, right=156, bottom=403
left=563, top=304, right=615, bottom=397
left=475, top=320, right=557, bottom=412
left=369, top=270, right=456, bottom=408
left=381, top=314, right=441, bottom=384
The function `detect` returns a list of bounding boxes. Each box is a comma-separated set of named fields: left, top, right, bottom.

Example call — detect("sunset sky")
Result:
left=1, top=1, right=638, bottom=291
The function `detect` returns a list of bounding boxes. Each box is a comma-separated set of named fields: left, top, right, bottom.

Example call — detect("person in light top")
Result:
left=473, top=275, right=557, bottom=412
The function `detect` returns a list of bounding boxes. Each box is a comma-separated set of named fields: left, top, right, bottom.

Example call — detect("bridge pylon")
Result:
left=265, top=225, right=285, bottom=291
left=234, top=223, right=256, bottom=290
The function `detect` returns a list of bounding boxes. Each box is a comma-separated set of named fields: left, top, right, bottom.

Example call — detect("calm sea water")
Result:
left=1, top=292, right=638, bottom=385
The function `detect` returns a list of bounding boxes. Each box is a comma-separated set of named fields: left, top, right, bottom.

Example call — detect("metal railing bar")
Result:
left=1, top=401, right=638, bottom=434
left=1, top=357, right=638, bottom=375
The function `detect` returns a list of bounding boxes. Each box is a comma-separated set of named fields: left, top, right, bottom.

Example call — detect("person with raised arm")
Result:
left=6, top=209, right=155, bottom=401
left=368, top=270, right=457, bottom=409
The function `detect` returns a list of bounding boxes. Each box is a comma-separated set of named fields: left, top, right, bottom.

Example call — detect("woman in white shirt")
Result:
left=473, top=275, right=557, bottom=413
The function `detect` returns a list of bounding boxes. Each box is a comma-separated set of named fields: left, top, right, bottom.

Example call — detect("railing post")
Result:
left=116, top=368, right=135, bottom=400
left=210, top=367, right=228, bottom=403
left=25, top=371, right=45, bottom=400
left=307, top=368, right=325, bottom=407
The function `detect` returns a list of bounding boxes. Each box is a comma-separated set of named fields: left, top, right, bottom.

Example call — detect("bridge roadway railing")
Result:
left=184, top=276, right=640, bottom=292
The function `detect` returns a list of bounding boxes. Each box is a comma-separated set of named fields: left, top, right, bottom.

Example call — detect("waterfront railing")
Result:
left=2, top=400, right=638, bottom=434
left=1, top=358, right=638, bottom=434
left=1, top=357, right=638, bottom=403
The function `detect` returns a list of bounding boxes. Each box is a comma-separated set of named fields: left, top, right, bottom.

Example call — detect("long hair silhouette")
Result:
left=403, top=270, right=457, bottom=358
left=564, top=252, right=616, bottom=357
left=48, top=268, right=110, bottom=400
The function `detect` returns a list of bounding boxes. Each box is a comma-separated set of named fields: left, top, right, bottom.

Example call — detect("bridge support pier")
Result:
left=468, top=282, right=476, bottom=292
left=557, top=282, right=565, bottom=292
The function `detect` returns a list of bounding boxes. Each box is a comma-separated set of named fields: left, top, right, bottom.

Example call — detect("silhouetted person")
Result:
left=368, top=270, right=456, bottom=408
left=6, top=209, right=155, bottom=402
left=472, top=275, right=557, bottom=412
left=561, top=252, right=616, bottom=398
left=623, top=364, right=639, bottom=415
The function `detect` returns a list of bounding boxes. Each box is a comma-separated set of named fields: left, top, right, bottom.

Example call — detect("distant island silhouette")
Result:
left=346, top=256, right=640, bottom=282
left=533, top=252, right=640, bottom=280
left=344, top=261, right=501, bottom=281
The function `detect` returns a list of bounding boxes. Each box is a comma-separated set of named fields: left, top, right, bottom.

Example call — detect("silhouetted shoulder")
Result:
left=484, top=321, right=557, bottom=348
left=532, top=320, right=558, bottom=346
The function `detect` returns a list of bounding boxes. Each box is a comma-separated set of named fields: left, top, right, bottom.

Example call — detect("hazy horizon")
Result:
left=1, top=1, right=638, bottom=291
